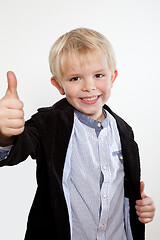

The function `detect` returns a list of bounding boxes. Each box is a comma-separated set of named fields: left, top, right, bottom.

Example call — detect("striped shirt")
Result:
left=63, top=109, right=129, bottom=240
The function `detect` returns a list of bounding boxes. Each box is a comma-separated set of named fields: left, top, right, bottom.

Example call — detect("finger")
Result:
left=4, top=98, right=24, bottom=110
left=136, top=210, right=155, bottom=219
left=5, top=126, right=24, bottom=136
left=5, top=71, right=19, bottom=99
left=135, top=204, right=155, bottom=213
left=136, top=196, right=154, bottom=206
left=138, top=217, right=153, bottom=224
left=140, top=181, right=146, bottom=199
left=6, top=119, right=25, bottom=129
left=7, top=109, right=24, bottom=119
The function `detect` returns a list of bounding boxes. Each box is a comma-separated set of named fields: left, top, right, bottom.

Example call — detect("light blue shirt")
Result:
left=63, top=109, right=133, bottom=240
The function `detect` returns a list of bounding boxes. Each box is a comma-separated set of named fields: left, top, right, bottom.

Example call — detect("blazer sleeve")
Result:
left=0, top=118, right=41, bottom=167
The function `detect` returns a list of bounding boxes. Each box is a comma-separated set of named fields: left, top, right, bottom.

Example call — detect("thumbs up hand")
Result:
left=0, top=71, right=24, bottom=146
left=135, top=181, right=155, bottom=223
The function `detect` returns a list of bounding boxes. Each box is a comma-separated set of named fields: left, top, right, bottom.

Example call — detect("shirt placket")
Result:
left=97, top=127, right=111, bottom=240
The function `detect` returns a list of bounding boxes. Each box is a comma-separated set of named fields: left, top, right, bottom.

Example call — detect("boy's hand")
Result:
left=0, top=71, right=24, bottom=146
left=135, top=181, right=155, bottom=223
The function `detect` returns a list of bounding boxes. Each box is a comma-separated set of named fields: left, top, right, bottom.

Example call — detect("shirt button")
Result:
left=102, top=165, right=107, bottom=170
left=120, top=155, right=123, bottom=160
left=99, top=224, right=104, bottom=230
left=102, top=194, right=107, bottom=199
left=97, top=122, right=101, bottom=127
left=100, top=137, right=104, bottom=141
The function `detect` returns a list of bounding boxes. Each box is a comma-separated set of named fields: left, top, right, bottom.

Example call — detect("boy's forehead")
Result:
left=62, top=50, right=109, bottom=74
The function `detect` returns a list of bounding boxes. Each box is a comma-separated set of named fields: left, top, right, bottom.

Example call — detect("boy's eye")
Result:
left=95, top=74, right=104, bottom=78
left=70, top=77, right=80, bottom=81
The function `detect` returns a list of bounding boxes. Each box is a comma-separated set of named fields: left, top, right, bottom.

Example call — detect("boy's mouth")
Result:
left=81, top=96, right=98, bottom=101
left=79, top=95, right=101, bottom=104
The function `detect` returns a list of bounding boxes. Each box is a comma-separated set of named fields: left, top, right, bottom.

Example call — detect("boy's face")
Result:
left=51, top=52, right=117, bottom=121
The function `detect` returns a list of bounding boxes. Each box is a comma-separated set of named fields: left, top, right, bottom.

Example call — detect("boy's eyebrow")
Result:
left=66, top=69, right=107, bottom=77
left=66, top=73, right=81, bottom=78
left=94, top=69, right=107, bottom=73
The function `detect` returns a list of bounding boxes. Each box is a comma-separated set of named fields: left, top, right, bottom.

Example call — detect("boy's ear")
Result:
left=111, top=69, right=118, bottom=87
left=51, top=77, right=65, bottom=95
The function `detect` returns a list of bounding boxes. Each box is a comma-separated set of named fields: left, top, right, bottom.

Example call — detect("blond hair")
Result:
left=49, top=28, right=116, bottom=80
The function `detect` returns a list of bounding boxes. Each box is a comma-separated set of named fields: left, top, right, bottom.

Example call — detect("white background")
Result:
left=0, top=0, right=160, bottom=239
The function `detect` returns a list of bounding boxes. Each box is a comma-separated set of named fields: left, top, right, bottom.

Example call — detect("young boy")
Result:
left=0, top=28, right=155, bottom=240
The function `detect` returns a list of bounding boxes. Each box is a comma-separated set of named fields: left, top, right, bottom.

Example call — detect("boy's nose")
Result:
left=82, top=78, right=96, bottom=92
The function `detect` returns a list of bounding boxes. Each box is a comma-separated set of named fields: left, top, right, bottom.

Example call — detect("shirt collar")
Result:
left=74, top=108, right=109, bottom=130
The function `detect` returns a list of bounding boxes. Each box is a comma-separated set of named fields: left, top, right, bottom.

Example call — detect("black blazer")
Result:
left=0, top=98, right=145, bottom=239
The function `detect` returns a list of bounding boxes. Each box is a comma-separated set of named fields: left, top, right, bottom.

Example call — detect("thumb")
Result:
left=5, top=71, right=19, bottom=99
left=140, top=181, right=146, bottom=199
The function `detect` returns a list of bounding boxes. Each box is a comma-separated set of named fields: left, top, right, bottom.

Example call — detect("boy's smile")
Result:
left=51, top=52, right=117, bottom=121
left=79, top=95, right=101, bottom=104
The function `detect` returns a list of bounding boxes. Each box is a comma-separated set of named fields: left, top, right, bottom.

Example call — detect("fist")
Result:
left=136, top=181, right=155, bottom=224
left=0, top=71, right=24, bottom=140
